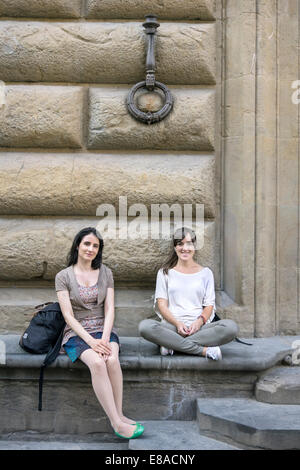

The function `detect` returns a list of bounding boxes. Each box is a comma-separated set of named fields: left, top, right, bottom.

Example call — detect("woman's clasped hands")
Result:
left=89, top=336, right=112, bottom=361
left=176, top=317, right=204, bottom=337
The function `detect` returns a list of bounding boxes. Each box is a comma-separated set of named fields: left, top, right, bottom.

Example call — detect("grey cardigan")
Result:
left=55, top=264, right=114, bottom=321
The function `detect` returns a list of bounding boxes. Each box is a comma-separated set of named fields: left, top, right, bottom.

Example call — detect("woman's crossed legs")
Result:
left=139, top=318, right=238, bottom=356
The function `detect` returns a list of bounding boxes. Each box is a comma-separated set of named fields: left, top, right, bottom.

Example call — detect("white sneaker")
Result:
left=160, top=346, right=174, bottom=356
left=205, top=346, right=222, bottom=361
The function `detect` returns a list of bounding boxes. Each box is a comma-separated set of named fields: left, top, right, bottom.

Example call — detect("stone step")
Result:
left=0, top=422, right=240, bottom=451
left=255, top=366, right=300, bottom=404
left=128, top=421, right=240, bottom=450
left=1, top=334, right=298, bottom=435
left=196, top=398, right=300, bottom=450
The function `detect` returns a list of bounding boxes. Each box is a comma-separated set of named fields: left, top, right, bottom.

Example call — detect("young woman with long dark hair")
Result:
left=139, top=227, right=238, bottom=360
left=55, top=227, right=144, bottom=439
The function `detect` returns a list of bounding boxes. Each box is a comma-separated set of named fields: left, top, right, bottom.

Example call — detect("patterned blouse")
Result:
left=61, top=283, right=105, bottom=347
left=55, top=264, right=116, bottom=349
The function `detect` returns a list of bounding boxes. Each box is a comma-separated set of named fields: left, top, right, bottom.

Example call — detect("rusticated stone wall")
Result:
left=0, top=0, right=299, bottom=338
left=0, top=0, right=219, bottom=335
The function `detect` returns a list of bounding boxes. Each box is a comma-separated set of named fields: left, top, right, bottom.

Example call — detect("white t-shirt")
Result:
left=154, top=267, right=216, bottom=327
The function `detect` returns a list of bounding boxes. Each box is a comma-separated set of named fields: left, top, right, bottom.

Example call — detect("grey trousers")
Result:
left=139, top=318, right=239, bottom=356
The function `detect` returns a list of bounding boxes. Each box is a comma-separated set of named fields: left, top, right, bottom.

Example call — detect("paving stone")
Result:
left=129, top=420, right=240, bottom=450
left=0, top=432, right=127, bottom=450
left=0, top=440, right=127, bottom=450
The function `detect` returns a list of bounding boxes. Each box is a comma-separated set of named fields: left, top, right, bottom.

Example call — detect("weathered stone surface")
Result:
left=0, top=437, right=126, bottom=451
left=0, top=218, right=216, bottom=282
left=0, top=335, right=297, bottom=436
left=0, top=153, right=216, bottom=217
left=0, top=22, right=216, bottom=84
left=197, top=398, right=300, bottom=450
left=88, top=87, right=215, bottom=150
left=0, top=86, right=83, bottom=148
left=1, top=335, right=298, bottom=435
left=0, top=288, right=155, bottom=335
left=0, top=370, right=250, bottom=434
left=276, top=0, right=300, bottom=336
left=86, top=0, right=216, bottom=20
left=129, top=421, right=239, bottom=450
left=255, top=366, right=300, bottom=405
left=0, top=0, right=82, bottom=18
left=221, top=0, right=257, bottom=337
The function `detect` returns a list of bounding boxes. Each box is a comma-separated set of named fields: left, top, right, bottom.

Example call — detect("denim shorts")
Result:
left=63, top=331, right=120, bottom=363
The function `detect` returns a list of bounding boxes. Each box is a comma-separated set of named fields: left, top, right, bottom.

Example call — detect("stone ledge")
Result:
left=0, top=334, right=297, bottom=372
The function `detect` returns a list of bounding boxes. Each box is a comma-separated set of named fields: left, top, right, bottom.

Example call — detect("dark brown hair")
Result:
left=161, top=227, right=197, bottom=274
left=67, top=227, right=104, bottom=269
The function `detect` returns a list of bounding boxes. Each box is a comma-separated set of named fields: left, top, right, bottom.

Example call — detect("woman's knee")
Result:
left=138, top=319, right=156, bottom=338
left=220, top=319, right=239, bottom=340
left=85, top=354, right=107, bottom=374
left=106, top=351, right=120, bottom=368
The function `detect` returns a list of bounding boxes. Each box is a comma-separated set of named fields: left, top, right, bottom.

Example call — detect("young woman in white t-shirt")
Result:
left=139, top=227, right=238, bottom=360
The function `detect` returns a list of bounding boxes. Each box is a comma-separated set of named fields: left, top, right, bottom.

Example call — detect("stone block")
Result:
left=85, top=0, right=216, bottom=20
left=0, top=287, right=155, bottom=336
left=197, top=397, right=300, bottom=450
left=256, top=366, right=300, bottom=405
left=88, top=87, right=215, bottom=151
left=0, top=218, right=216, bottom=282
left=278, top=0, right=299, bottom=80
left=0, top=0, right=82, bottom=18
left=0, top=153, right=216, bottom=218
left=0, top=22, right=216, bottom=84
left=0, top=86, right=83, bottom=148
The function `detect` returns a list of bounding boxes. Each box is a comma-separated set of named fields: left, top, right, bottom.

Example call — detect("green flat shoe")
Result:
left=114, top=423, right=144, bottom=439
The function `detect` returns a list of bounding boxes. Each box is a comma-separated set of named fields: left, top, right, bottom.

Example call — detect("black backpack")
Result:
left=19, top=302, right=66, bottom=411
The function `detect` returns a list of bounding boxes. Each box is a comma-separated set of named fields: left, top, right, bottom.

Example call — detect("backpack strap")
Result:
left=38, top=327, right=65, bottom=411
left=234, top=337, right=253, bottom=346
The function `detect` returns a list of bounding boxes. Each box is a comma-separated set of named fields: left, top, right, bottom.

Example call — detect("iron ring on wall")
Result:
left=126, top=80, right=173, bottom=125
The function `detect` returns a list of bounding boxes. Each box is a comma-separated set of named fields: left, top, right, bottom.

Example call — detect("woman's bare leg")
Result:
left=105, top=342, right=136, bottom=425
left=80, top=348, right=136, bottom=437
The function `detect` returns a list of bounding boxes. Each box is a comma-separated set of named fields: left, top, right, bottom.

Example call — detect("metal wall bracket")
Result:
left=126, top=15, right=174, bottom=125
